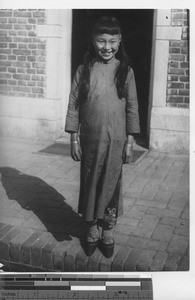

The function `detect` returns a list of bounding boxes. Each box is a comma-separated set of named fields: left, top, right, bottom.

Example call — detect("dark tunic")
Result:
left=65, top=57, right=140, bottom=225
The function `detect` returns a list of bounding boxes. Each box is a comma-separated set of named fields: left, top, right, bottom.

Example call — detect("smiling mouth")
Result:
left=101, top=52, right=112, bottom=55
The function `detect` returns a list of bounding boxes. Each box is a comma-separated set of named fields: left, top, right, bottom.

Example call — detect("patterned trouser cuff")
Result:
left=99, top=208, right=117, bottom=229
left=86, top=207, right=118, bottom=229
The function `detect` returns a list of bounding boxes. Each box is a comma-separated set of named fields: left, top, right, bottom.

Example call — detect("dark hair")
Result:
left=77, top=16, right=131, bottom=105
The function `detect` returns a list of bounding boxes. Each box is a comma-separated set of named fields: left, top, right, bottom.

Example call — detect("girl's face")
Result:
left=93, top=33, right=121, bottom=61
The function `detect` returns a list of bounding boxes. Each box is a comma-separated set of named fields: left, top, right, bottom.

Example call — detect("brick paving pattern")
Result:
left=0, top=137, right=189, bottom=272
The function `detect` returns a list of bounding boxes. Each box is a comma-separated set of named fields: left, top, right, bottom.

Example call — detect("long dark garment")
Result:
left=65, top=57, right=140, bottom=228
left=79, top=138, right=124, bottom=228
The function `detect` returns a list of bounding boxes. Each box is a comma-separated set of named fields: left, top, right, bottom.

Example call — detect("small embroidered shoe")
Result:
left=100, top=228, right=115, bottom=258
left=85, top=224, right=100, bottom=256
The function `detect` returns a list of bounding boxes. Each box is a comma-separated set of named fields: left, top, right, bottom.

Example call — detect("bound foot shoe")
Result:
left=85, top=224, right=99, bottom=256
left=100, top=228, right=115, bottom=258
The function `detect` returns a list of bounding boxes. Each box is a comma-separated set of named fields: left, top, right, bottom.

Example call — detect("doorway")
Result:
left=71, top=9, right=154, bottom=148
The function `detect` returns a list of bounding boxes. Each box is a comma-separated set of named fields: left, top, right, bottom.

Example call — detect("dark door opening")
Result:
left=71, top=9, right=154, bottom=149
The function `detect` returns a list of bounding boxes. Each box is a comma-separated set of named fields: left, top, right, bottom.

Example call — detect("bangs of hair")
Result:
left=91, top=16, right=121, bottom=36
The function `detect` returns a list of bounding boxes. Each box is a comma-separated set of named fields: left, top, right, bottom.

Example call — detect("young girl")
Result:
left=65, top=16, right=140, bottom=257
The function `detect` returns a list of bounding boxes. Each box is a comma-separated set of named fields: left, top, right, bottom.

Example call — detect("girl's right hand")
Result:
left=71, top=141, right=82, bottom=161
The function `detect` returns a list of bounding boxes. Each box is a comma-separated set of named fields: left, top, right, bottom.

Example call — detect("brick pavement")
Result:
left=0, top=137, right=189, bottom=272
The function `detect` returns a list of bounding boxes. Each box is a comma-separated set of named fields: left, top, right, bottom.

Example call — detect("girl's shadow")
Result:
left=0, top=167, right=87, bottom=242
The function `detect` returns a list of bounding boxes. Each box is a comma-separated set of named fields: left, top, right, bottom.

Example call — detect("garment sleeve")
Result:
left=125, top=67, right=140, bottom=135
left=65, top=65, right=83, bottom=133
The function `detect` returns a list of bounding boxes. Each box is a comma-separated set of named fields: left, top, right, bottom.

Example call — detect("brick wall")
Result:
left=0, top=9, right=46, bottom=99
left=167, top=9, right=189, bottom=108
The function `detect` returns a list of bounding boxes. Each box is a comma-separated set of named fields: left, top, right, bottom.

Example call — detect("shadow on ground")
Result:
left=0, top=167, right=87, bottom=243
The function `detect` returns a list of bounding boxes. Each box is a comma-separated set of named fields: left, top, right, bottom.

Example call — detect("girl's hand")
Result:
left=71, top=141, right=82, bottom=161
left=123, top=142, right=134, bottom=164
left=123, top=134, right=135, bottom=164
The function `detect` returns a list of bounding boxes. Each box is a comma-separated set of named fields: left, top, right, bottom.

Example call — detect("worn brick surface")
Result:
left=0, top=224, right=13, bottom=240
left=9, top=227, right=34, bottom=262
left=116, top=223, right=153, bottom=239
left=137, top=157, right=155, bottom=170
left=167, top=234, right=189, bottom=255
left=160, top=216, right=183, bottom=227
left=152, top=224, right=174, bottom=243
left=135, top=199, right=167, bottom=209
left=163, top=254, right=181, bottom=271
left=21, top=231, right=42, bottom=265
left=115, top=224, right=149, bottom=236
left=149, top=251, right=168, bottom=271
left=52, top=240, right=70, bottom=272
left=177, top=252, right=189, bottom=271
left=41, top=237, right=58, bottom=270
left=124, top=205, right=147, bottom=219
left=138, top=215, right=160, bottom=230
left=123, top=248, right=142, bottom=271
left=0, top=227, right=20, bottom=260
left=76, top=247, right=89, bottom=272
left=154, top=185, right=173, bottom=203
left=122, top=197, right=136, bottom=210
left=9, top=262, right=46, bottom=272
left=136, top=249, right=156, bottom=271
left=140, top=183, right=161, bottom=200
left=127, top=236, right=168, bottom=252
left=174, top=222, right=189, bottom=236
left=123, top=186, right=142, bottom=198
left=114, top=232, right=129, bottom=246
left=117, top=217, right=139, bottom=227
left=31, top=232, right=52, bottom=267
left=0, top=137, right=189, bottom=271
left=111, top=246, right=131, bottom=271
left=63, top=244, right=80, bottom=272
left=0, top=223, right=6, bottom=231
left=146, top=208, right=181, bottom=218
left=168, top=191, right=189, bottom=211
left=182, top=204, right=189, bottom=219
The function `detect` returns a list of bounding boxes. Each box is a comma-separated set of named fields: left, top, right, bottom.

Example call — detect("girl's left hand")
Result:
left=123, top=142, right=134, bottom=164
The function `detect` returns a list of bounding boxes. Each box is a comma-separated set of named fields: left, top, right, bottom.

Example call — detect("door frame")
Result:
left=147, top=9, right=157, bottom=144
